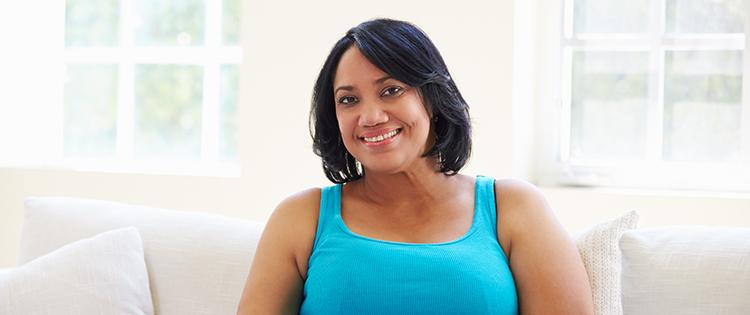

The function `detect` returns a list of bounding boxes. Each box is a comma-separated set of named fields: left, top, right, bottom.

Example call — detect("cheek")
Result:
left=402, top=93, right=431, bottom=131
left=335, top=111, right=357, bottom=146
left=405, top=107, right=431, bottom=135
left=335, top=110, right=348, bottom=133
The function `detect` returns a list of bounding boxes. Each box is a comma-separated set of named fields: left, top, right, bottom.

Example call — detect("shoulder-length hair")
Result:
left=310, top=18, right=472, bottom=184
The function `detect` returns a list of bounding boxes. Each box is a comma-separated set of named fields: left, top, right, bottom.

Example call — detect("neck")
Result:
left=355, top=158, right=460, bottom=207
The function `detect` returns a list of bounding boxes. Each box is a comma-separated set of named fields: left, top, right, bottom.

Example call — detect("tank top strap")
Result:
left=311, top=177, right=500, bottom=251
left=474, top=175, right=499, bottom=240
left=310, top=184, right=342, bottom=252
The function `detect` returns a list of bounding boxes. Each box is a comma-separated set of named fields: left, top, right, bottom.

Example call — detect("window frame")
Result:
left=60, top=0, right=242, bottom=177
left=534, top=0, right=750, bottom=193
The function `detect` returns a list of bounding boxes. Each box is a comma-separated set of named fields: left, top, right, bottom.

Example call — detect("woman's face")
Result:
left=333, top=46, right=433, bottom=174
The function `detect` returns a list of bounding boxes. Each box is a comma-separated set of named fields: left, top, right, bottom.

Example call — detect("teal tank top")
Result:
left=299, top=176, right=519, bottom=314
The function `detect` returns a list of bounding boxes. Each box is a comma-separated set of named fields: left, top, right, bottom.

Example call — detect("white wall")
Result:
left=1, top=0, right=749, bottom=268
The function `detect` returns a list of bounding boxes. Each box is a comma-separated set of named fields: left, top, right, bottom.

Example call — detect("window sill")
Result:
left=0, top=159, right=241, bottom=178
left=539, top=182, right=750, bottom=201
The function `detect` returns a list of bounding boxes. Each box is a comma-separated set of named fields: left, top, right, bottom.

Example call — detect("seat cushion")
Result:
left=620, top=226, right=750, bottom=315
left=20, top=197, right=264, bottom=315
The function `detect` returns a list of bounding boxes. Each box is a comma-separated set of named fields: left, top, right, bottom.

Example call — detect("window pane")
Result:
left=574, top=0, right=651, bottom=34
left=64, top=64, right=118, bottom=157
left=663, top=51, right=743, bottom=162
left=570, top=51, right=650, bottom=160
left=222, top=0, right=240, bottom=45
left=135, top=0, right=204, bottom=46
left=135, top=65, right=203, bottom=159
left=666, top=0, right=745, bottom=34
left=220, top=65, right=239, bottom=160
left=65, top=0, right=119, bottom=46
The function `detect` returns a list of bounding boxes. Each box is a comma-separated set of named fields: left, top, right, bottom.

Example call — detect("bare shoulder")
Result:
left=272, top=187, right=321, bottom=222
left=268, top=187, right=321, bottom=241
left=237, top=188, right=322, bottom=314
left=267, top=187, right=322, bottom=277
left=493, top=179, right=594, bottom=314
left=494, top=178, right=553, bottom=213
left=493, top=179, right=557, bottom=254
left=272, top=188, right=321, bottom=260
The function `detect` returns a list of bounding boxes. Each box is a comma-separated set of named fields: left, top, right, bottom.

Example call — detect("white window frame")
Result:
left=60, top=0, right=242, bottom=177
left=534, top=0, right=750, bottom=193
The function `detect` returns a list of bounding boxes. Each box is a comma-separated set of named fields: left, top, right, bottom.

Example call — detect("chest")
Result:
left=340, top=195, right=475, bottom=244
left=301, top=235, right=518, bottom=315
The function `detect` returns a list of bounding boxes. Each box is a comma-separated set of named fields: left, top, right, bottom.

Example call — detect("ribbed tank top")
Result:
left=299, top=176, right=519, bottom=314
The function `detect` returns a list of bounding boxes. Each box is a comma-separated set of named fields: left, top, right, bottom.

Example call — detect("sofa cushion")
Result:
left=20, top=197, right=264, bottom=315
left=620, top=226, right=750, bottom=315
left=575, top=210, right=639, bottom=315
left=1, top=228, right=153, bottom=315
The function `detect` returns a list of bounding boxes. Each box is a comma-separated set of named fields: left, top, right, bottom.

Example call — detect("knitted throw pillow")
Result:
left=575, top=211, right=639, bottom=315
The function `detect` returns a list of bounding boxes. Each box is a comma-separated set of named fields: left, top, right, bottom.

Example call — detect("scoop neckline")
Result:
left=333, top=176, right=481, bottom=247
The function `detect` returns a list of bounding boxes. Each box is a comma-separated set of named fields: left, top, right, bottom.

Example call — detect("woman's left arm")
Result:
left=495, top=179, right=594, bottom=315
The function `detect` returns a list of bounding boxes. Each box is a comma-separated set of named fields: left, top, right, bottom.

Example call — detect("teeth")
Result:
left=363, top=129, right=399, bottom=143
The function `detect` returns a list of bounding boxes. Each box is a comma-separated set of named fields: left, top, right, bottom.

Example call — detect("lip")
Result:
left=358, top=128, right=401, bottom=139
left=359, top=128, right=402, bottom=148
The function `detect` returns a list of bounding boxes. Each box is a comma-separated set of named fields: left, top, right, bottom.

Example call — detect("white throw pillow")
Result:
left=575, top=211, right=639, bottom=315
left=620, top=226, right=750, bottom=315
left=0, top=228, right=154, bottom=315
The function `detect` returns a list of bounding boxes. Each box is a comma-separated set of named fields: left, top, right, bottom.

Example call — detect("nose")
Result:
left=358, top=101, right=389, bottom=127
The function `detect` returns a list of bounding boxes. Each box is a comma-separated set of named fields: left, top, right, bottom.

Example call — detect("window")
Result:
left=0, top=0, right=242, bottom=176
left=536, top=0, right=749, bottom=192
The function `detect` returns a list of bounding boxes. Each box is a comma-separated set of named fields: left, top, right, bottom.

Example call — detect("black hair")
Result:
left=310, top=18, right=472, bottom=184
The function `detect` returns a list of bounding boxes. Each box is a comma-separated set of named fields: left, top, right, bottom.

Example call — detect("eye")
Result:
left=381, top=86, right=404, bottom=97
left=338, top=95, right=358, bottom=105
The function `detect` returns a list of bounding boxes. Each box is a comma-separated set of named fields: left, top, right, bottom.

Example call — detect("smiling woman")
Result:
left=332, top=46, right=437, bottom=176
left=309, top=19, right=472, bottom=184
left=237, top=18, right=594, bottom=315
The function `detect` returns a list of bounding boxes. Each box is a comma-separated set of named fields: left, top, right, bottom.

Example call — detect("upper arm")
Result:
left=495, top=179, right=593, bottom=315
left=237, top=188, right=320, bottom=315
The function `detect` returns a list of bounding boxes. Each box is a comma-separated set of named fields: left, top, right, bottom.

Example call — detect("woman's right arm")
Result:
left=236, top=188, right=321, bottom=315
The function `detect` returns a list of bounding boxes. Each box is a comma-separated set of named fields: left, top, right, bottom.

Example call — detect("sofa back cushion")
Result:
left=620, top=226, right=750, bottom=315
left=20, top=197, right=264, bottom=315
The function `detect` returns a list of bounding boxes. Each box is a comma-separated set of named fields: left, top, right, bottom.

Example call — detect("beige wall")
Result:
left=1, top=0, right=749, bottom=268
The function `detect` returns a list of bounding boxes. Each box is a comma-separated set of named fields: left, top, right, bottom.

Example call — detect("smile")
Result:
left=360, top=128, right=401, bottom=144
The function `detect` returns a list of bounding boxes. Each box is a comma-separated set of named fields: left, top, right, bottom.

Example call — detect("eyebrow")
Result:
left=334, top=75, right=393, bottom=95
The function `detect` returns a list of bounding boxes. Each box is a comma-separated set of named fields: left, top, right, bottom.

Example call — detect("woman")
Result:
left=238, top=19, right=593, bottom=314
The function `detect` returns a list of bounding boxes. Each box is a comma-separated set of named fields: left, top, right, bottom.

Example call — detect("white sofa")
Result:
left=3, top=197, right=750, bottom=315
